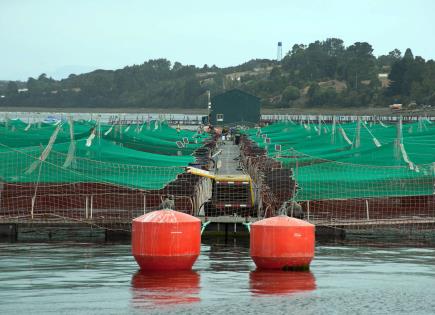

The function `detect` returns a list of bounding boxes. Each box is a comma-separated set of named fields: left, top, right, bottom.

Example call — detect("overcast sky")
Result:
left=1, top=0, right=434, bottom=80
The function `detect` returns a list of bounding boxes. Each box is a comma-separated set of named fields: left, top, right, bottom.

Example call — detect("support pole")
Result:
left=365, top=199, right=370, bottom=220
left=395, top=116, right=403, bottom=160
left=307, top=200, right=310, bottom=221
left=318, top=115, right=321, bottom=136
left=331, top=116, right=336, bottom=144
left=31, top=196, right=35, bottom=219
left=355, top=117, right=361, bottom=148
left=85, top=196, right=89, bottom=219
left=90, top=195, right=93, bottom=219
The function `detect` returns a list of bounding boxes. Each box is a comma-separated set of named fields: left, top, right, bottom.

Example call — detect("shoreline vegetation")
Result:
left=1, top=38, right=435, bottom=111
left=1, top=106, right=434, bottom=116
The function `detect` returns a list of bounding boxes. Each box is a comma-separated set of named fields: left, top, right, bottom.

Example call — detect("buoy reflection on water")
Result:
left=131, top=270, right=201, bottom=308
left=249, top=270, right=316, bottom=296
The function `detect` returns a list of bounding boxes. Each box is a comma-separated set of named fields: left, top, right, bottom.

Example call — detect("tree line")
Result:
left=1, top=38, right=435, bottom=109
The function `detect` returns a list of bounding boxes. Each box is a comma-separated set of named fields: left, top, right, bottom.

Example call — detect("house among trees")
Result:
left=209, top=89, right=261, bottom=126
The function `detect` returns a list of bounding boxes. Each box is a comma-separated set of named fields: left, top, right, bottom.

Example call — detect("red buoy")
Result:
left=132, top=210, right=201, bottom=271
left=250, top=216, right=315, bottom=270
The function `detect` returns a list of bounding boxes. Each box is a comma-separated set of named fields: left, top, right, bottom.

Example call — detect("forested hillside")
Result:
left=1, top=38, right=435, bottom=109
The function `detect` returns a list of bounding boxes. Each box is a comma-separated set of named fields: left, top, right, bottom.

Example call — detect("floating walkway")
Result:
left=215, top=140, right=244, bottom=175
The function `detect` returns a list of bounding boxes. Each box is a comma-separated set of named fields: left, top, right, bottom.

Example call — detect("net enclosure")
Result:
left=0, top=118, right=215, bottom=228
left=1, top=113, right=434, bottom=238
left=240, top=117, right=435, bottom=230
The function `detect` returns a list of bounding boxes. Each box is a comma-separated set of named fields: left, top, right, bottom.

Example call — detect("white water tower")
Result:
left=277, top=42, right=283, bottom=61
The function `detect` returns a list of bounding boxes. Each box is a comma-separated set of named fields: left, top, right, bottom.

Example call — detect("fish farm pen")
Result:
left=0, top=114, right=434, bottom=241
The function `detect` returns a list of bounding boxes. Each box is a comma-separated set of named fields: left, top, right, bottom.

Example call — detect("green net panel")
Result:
left=0, top=119, right=206, bottom=190
left=244, top=119, right=435, bottom=201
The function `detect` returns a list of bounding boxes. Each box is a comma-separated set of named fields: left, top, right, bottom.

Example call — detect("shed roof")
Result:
left=211, top=89, right=260, bottom=101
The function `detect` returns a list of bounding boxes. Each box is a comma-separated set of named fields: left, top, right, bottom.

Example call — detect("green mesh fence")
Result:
left=244, top=119, right=435, bottom=201
left=0, top=119, right=205, bottom=190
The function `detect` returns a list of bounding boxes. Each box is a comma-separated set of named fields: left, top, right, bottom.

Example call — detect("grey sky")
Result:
left=1, top=0, right=434, bottom=80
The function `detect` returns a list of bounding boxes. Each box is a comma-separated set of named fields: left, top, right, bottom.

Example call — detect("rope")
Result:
left=362, top=123, right=382, bottom=147
left=339, top=127, right=353, bottom=145
left=378, top=119, right=389, bottom=128
left=62, top=118, right=76, bottom=168
left=86, top=129, right=96, bottom=147
left=399, top=143, right=416, bottom=171
left=25, top=123, right=63, bottom=174
left=104, top=126, right=113, bottom=136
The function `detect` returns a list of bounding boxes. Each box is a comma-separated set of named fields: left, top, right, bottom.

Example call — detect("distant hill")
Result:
left=1, top=38, right=435, bottom=109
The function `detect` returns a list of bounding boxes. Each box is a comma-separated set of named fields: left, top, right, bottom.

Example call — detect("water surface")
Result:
left=0, top=240, right=434, bottom=314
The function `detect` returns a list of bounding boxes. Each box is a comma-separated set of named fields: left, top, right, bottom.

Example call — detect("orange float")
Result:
left=132, top=210, right=201, bottom=271
left=250, top=216, right=315, bottom=270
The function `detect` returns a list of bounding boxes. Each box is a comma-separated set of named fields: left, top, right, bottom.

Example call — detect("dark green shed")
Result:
left=209, top=89, right=261, bottom=126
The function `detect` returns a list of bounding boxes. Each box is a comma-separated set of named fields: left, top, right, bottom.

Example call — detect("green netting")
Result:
left=245, top=119, right=435, bottom=201
left=0, top=147, right=185, bottom=190
left=0, top=119, right=205, bottom=190
left=0, top=120, right=91, bottom=147
left=101, top=122, right=206, bottom=156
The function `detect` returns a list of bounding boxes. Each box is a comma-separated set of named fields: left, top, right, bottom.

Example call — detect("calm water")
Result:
left=0, top=240, right=434, bottom=315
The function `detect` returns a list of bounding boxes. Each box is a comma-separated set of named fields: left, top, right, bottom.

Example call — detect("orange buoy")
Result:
left=132, top=210, right=201, bottom=271
left=249, top=270, right=316, bottom=295
left=250, top=216, right=315, bottom=270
